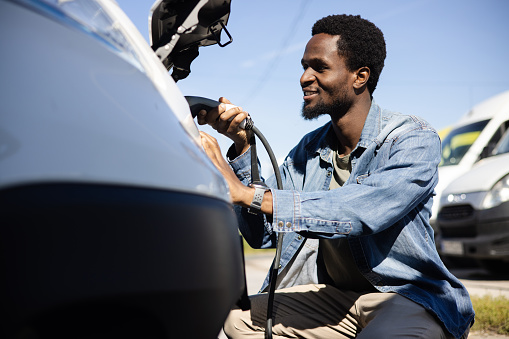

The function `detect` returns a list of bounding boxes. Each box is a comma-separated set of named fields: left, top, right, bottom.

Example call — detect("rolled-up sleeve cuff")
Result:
left=228, top=145, right=252, bottom=182
left=271, top=189, right=354, bottom=235
left=272, top=189, right=301, bottom=232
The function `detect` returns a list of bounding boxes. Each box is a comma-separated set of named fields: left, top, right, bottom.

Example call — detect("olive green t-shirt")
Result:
left=320, top=145, right=376, bottom=292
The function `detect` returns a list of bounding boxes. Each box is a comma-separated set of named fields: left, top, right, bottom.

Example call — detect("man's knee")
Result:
left=223, top=307, right=264, bottom=339
left=356, top=293, right=450, bottom=339
left=223, top=308, right=241, bottom=338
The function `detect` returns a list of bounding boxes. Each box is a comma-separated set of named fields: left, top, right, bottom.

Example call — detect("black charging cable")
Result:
left=247, top=124, right=283, bottom=339
left=185, top=96, right=283, bottom=339
left=245, top=121, right=283, bottom=339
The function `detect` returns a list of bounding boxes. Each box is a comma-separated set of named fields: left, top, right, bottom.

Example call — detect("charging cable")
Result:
left=186, top=96, right=283, bottom=339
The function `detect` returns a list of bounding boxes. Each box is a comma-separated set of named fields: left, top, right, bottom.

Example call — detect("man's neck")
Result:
left=330, top=97, right=371, bottom=156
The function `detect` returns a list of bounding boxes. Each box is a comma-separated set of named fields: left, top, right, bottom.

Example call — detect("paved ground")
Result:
left=449, top=268, right=509, bottom=299
left=243, top=253, right=509, bottom=297
left=231, top=253, right=509, bottom=339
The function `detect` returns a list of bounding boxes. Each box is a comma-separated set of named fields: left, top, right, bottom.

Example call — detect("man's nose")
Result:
left=300, top=69, right=314, bottom=87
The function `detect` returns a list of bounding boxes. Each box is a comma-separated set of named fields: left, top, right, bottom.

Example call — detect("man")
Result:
left=199, top=14, right=474, bottom=339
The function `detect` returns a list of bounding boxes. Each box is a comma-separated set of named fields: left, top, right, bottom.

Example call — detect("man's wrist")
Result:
left=234, top=142, right=249, bottom=157
left=247, top=183, right=269, bottom=214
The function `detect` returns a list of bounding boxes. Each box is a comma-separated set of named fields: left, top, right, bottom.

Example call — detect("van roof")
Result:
left=458, top=89, right=509, bottom=125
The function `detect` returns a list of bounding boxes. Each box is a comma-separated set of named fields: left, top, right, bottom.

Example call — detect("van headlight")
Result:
left=482, top=174, right=509, bottom=209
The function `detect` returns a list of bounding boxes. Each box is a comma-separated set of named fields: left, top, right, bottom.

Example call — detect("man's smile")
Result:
left=303, top=88, right=319, bottom=101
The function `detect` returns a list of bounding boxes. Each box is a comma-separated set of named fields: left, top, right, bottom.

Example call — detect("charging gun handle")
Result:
left=185, top=96, right=250, bottom=130
left=185, top=95, right=259, bottom=181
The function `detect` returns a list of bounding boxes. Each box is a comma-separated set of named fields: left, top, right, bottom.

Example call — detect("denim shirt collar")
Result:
left=304, top=99, right=382, bottom=164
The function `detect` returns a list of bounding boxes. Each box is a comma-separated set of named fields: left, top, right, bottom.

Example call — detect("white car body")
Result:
left=0, top=0, right=244, bottom=337
left=0, top=0, right=227, bottom=199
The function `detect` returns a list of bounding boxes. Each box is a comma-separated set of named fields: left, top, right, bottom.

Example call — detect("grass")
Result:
left=242, top=237, right=275, bottom=255
left=471, top=295, right=509, bottom=335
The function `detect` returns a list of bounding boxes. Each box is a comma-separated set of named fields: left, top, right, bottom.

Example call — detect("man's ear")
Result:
left=353, top=67, right=370, bottom=89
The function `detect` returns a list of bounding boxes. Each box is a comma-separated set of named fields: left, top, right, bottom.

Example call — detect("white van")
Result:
left=436, top=128, right=509, bottom=274
left=431, top=90, right=509, bottom=234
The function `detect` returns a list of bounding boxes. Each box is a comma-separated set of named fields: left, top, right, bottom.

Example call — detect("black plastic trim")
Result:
left=0, top=183, right=244, bottom=338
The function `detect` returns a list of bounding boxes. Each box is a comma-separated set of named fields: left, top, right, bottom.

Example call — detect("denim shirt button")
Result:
left=286, top=222, right=292, bottom=228
left=297, top=235, right=302, bottom=240
left=327, top=171, right=331, bottom=177
left=278, top=221, right=284, bottom=228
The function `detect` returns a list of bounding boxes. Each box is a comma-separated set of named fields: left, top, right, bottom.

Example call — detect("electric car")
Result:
left=437, top=128, right=509, bottom=275
left=0, top=0, right=245, bottom=338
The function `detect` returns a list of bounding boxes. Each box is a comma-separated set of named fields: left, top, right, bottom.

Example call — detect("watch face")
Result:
left=249, top=183, right=269, bottom=190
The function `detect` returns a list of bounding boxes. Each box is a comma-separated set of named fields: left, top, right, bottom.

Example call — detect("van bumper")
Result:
left=0, top=183, right=245, bottom=338
left=437, top=201, right=509, bottom=260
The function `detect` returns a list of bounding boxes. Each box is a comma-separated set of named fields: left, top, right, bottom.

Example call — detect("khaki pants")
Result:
left=224, top=284, right=467, bottom=339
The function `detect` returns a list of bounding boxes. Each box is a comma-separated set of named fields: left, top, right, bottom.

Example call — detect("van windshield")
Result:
left=440, top=119, right=489, bottom=166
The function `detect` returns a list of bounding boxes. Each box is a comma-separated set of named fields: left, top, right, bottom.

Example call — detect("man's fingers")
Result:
left=219, top=97, right=232, bottom=105
left=200, top=132, right=221, bottom=157
left=227, top=111, right=249, bottom=133
left=216, top=106, right=244, bottom=132
left=197, top=105, right=226, bottom=127
left=200, top=131, right=216, bottom=147
left=196, top=109, right=208, bottom=125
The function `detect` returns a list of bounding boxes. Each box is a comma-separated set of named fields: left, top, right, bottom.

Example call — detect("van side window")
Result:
left=479, top=120, right=509, bottom=160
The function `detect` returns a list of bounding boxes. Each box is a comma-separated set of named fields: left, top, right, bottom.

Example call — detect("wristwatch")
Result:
left=247, top=183, right=270, bottom=214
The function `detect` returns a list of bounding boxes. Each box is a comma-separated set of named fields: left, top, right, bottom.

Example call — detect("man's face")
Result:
left=300, top=33, right=355, bottom=120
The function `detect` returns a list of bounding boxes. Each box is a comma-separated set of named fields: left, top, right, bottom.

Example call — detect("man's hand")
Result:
left=200, top=131, right=251, bottom=205
left=199, top=131, right=273, bottom=214
left=196, top=97, right=250, bottom=155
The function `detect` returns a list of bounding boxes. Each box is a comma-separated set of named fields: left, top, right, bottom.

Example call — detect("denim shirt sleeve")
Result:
left=272, top=126, right=441, bottom=238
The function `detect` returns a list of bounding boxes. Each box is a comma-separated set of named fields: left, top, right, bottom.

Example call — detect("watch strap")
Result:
left=248, top=185, right=268, bottom=214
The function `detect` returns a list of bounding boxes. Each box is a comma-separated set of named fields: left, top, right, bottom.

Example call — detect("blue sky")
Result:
left=117, top=0, right=509, bottom=174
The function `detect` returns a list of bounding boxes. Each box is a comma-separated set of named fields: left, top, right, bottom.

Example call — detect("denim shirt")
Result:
left=229, top=100, right=474, bottom=338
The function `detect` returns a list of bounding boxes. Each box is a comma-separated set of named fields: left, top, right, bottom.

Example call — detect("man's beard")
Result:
left=301, top=97, right=350, bottom=121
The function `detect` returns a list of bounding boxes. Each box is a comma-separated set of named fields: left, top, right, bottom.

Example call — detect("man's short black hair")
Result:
left=312, top=14, right=386, bottom=95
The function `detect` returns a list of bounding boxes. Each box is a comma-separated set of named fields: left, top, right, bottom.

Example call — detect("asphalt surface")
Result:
left=228, top=253, right=509, bottom=339
left=243, top=253, right=509, bottom=297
